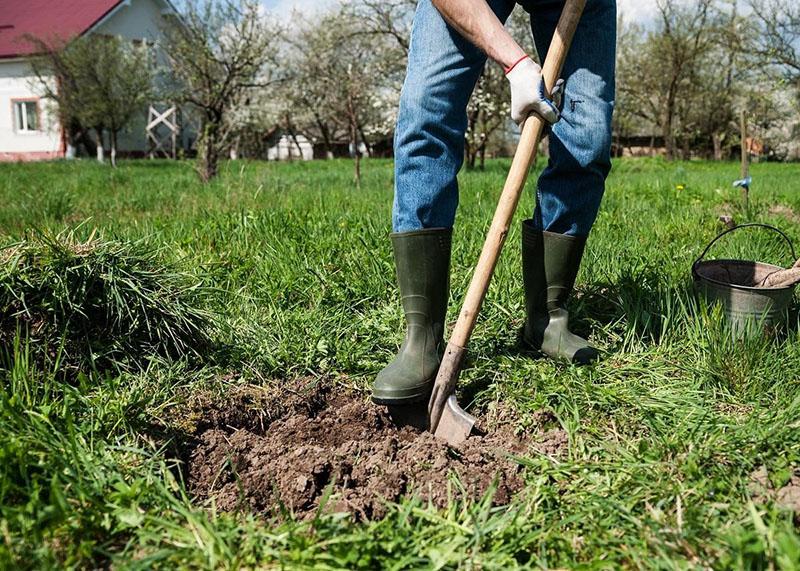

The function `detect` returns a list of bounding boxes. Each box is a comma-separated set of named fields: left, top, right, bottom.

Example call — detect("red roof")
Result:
left=0, top=0, right=122, bottom=59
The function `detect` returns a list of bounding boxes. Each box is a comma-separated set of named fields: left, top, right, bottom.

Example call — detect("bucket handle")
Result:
left=693, top=223, right=797, bottom=271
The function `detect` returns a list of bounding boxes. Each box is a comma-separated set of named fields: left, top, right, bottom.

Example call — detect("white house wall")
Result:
left=0, top=59, right=62, bottom=160
left=93, top=0, right=167, bottom=42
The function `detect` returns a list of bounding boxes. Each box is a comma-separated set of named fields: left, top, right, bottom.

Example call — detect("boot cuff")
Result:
left=521, top=219, right=586, bottom=247
left=391, top=227, right=452, bottom=256
left=390, top=227, right=452, bottom=239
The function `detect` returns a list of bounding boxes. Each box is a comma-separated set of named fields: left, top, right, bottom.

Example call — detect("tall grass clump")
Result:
left=0, top=229, right=214, bottom=374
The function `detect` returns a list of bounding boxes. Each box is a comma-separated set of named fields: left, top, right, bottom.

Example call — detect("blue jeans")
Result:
left=392, top=0, right=616, bottom=237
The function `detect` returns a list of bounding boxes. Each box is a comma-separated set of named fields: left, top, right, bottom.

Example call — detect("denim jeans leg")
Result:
left=392, top=0, right=516, bottom=233
left=528, top=0, right=617, bottom=237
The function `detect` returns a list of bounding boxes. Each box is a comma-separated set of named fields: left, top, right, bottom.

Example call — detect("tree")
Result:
left=162, top=0, right=280, bottom=182
left=74, top=36, right=153, bottom=167
left=348, top=0, right=415, bottom=55
left=280, top=7, right=395, bottom=184
left=615, top=0, right=796, bottom=161
left=27, top=37, right=87, bottom=159
left=749, top=0, right=800, bottom=83
left=28, top=35, right=152, bottom=164
left=347, top=0, right=414, bottom=88
left=278, top=18, right=348, bottom=161
left=651, top=0, right=717, bottom=159
left=616, top=1, right=745, bottom=159
left=614, top=18, right=659, bottom=154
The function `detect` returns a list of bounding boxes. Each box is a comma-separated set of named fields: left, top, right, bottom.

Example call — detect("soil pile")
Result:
left=186, top=379, right=567, bottom=520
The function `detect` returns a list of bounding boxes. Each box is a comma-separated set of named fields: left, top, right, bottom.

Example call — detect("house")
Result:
left=0, top=0, right=178, bottom=162
left=263, top=129, right=314, bottom=161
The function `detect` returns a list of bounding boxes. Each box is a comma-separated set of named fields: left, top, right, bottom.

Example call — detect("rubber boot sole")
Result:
left=520, top=328, right=600, bottom=365
left=370, top=379, right=433, bottom=406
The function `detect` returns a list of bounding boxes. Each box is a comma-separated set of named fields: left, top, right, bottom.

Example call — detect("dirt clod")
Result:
left=748, top=466, right=800, bottom=512
left=776, top=479, right=800, bottom=511
left=186, top=379, right=567, bottom=520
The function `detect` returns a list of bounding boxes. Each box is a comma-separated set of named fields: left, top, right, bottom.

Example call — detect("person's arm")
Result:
left=431, top=0, right=563, bottom=125
left=430, top=0, right=526, bottom=70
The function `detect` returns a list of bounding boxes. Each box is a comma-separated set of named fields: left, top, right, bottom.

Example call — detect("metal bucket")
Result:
left=692, top=223, right=797, bottom=337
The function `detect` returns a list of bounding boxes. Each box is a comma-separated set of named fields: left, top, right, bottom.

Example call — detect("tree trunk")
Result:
left=681, top=137, right=691, bottom=160
left=540, top=135, right=550, bottom=159
left=197, top=121, right=220, bottom=183
left=474, top=134, right=487, bottom=170
left=740, top=110, right=749, bottom=210
left=95, top=128, right=105, bottom=163
left=64, top=124, right=81, bottom=159
left=284, top=114, right=304, bottom=159
left=289, top=131, right=304, bottom=160
left=353, top=142, right=361, bottom=186
left=230, top=135, right=240, bottom=160
left=662, top=106, right=675, bottom=160
left=663, top=73, right=679, bottom=160
left=357, top=122, right=372, bottom=157
left=712, top=132, right=723, bottom=161
left=347, top=94, right=361, bottom=187
left=312, top=113, right=333, bottom=159
left=110, top=130, right=118, bottom=168
left=465, top=107, right=479, bottom=170
left=466, top=141, right=476, bottom=169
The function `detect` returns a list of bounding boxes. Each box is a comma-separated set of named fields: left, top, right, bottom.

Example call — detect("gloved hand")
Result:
left=505, top=56, right=564, bottom=125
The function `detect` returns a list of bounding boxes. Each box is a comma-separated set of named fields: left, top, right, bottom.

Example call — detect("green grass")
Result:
left=1, top=156, right=800, bottom=568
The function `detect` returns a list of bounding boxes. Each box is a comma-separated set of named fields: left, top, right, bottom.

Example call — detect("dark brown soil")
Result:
left=185, top=378, right=568, bottom=520
left=749, top=465, right=800, bottom=512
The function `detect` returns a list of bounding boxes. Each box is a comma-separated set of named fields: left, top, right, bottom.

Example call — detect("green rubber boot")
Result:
left=372, top=228, right=451, bottom=405
left=521, top=219, right=599, bottom=365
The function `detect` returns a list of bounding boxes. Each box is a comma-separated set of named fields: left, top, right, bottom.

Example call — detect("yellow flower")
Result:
left=676, top=184, right=685, bottom=191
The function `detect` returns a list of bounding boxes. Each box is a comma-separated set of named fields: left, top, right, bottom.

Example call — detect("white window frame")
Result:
left=12, top=99, right=41, bottom=133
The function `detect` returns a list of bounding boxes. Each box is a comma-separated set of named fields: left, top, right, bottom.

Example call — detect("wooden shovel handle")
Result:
left=429, top=0, right=587, bottom=430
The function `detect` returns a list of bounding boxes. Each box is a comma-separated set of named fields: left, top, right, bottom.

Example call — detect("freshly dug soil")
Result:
left=185, top=378, right=567, bottom=520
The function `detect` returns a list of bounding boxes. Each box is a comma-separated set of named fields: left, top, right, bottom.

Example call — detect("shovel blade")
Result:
left=433, top=394, right=476, bottom=445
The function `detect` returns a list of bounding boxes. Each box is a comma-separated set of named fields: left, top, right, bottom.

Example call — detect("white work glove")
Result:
left=505, top=56, right=564, bottom=126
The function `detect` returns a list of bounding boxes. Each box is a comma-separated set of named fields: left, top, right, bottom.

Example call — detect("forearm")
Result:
left=431, top=0, right=525, bottom=70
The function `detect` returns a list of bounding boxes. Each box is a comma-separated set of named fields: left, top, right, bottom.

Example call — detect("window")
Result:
left=13, top=100, right=39, bottom=132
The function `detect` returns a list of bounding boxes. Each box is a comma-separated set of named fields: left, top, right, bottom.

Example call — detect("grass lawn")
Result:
left=1, top=156, right=800, bottom=568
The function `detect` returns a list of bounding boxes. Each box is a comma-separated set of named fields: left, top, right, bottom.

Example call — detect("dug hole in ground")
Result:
left=181, top=377, right=568, bottom=521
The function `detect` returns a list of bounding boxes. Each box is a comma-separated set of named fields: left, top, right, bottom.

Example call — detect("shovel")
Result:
left=428, top=0, right=588, bottom=446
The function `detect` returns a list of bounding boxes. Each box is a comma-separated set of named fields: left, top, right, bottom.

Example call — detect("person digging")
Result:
left=373, top=0, right=616, bottom=405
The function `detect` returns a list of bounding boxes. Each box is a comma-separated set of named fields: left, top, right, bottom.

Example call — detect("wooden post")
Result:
left=147, top=105, right=179, bottom=159
left=740, top=109, right=749, bottom=210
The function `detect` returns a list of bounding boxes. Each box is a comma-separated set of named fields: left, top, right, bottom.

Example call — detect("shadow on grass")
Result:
left=120, top=159, right=193, bottom=170
left=577, top=269, right=696, bottom=346
left=451, top=269, right=691, bottom=405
